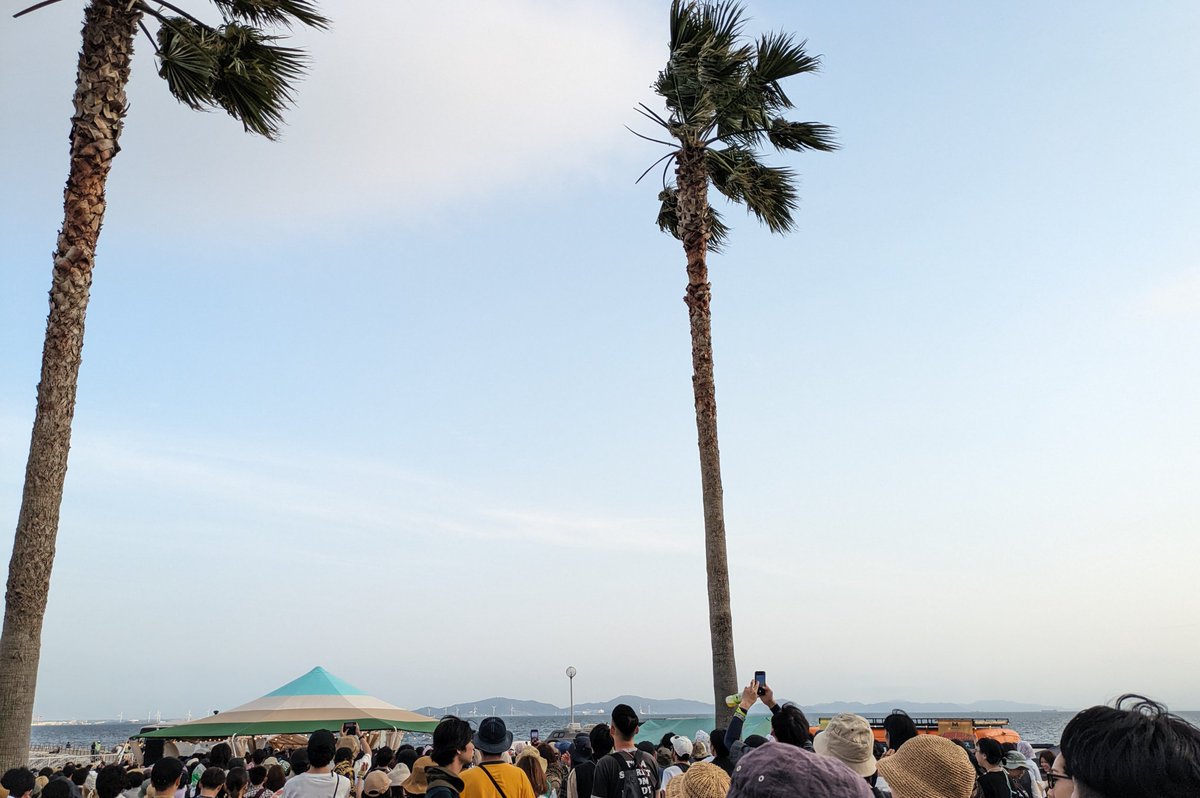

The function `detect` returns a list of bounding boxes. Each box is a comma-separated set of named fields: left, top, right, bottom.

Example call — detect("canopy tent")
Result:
left=136, top=667, right=438, bottom=739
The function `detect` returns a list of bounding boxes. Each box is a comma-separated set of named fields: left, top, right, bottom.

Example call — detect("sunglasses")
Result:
left=1047, top=772, right=1073, bottom=788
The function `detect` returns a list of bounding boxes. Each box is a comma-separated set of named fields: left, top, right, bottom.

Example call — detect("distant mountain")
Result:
left=416, top=696, right=1060, bottom=718
left=415, top=695, right=711, bottom=717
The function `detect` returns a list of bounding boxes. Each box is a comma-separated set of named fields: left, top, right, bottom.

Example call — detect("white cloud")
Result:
left=96, top=0, right=664, bottom=229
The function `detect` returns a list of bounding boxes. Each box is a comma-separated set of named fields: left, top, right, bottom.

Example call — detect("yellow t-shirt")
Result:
left=460, top=762, right=535, bottom=798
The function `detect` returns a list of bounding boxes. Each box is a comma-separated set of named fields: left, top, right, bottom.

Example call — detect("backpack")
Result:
left=608, top=751, right=655, bottom=798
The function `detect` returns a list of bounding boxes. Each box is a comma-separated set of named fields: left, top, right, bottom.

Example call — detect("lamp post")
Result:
left=566, top=666, right=577, bottom=728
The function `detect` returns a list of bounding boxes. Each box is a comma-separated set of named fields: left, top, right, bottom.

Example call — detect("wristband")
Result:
left=734, top=706, right=747, bottom=719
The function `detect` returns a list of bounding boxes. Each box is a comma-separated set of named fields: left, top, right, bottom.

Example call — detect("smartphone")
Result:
left=530, top=729, right=539, bottom=743
left=754, top=671, right=766, bottom=696
left=342, top=722, right=359, bottom=736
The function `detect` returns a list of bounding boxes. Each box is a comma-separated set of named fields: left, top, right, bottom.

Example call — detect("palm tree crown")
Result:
left=641, top=0, right=837, bottom=247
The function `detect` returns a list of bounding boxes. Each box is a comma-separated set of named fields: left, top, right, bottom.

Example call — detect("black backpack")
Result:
left=608, top=751, right=655, bottom=798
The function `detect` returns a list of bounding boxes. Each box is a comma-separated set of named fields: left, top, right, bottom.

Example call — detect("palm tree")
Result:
left=635, top=0, right=836, bottom=721
left=0, top=0, right=328, bottom=768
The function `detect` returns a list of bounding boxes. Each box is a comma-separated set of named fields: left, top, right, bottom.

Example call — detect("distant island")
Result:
left=415, top=695, right=1063, bottom=717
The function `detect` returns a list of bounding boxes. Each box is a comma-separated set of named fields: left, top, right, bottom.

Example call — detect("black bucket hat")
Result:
left=473, top=716, right=513, bottom=755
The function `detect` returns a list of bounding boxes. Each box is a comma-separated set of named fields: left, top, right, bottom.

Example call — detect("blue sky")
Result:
left=3, top=0, right=1199, bottom=719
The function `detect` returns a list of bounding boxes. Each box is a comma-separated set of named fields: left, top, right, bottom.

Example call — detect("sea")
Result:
left=30, top=711, right=1200, bottom=750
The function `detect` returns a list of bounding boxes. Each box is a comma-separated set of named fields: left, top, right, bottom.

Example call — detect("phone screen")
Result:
left=754, top=671, right=766, bottom=695
left=531, top=729, right=539, bottom=742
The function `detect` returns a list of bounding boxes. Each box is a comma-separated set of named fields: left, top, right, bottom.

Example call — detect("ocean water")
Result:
left=30, top=711, right=1200, bottom=751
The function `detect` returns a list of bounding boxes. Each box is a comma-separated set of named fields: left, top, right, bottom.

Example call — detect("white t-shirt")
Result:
left=280, top=772, right=352, bottom=798
left=659, top=765, right=686, bottom=796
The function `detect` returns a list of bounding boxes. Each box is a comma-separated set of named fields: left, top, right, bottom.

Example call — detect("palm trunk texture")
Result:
left=0, top=0, right=139, bottom=769
left=676, top=146, right=738, bottom=724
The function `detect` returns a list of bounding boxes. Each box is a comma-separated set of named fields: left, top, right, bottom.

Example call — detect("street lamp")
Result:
left=566, top=666, right=577, bottom=728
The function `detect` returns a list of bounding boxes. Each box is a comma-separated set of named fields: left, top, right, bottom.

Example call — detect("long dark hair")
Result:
left=883, top=711, right=918, bottom=751
left=516, top=757, right=547, bottom=796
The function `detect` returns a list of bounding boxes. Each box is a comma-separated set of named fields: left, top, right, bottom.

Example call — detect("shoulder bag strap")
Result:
left=479, top=765, right=509, bottom=798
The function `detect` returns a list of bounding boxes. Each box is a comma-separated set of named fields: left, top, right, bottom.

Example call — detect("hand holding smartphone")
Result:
left=754, top=670, right=767, bottom=697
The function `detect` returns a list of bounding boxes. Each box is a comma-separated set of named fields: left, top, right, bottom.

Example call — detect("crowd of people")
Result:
left=4, top=691, right=1199, bottom=798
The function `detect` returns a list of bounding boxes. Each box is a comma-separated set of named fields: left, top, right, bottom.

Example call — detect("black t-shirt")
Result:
left=977, top=771, right=1013, bottom=798
left=589, top=751, right=659, bottom=798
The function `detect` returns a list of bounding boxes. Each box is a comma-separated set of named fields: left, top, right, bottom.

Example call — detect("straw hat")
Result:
left=665, top=762, right=731, bottom=798
left=876, top=736, right=975, bottom=798
left=400, top=756, right=434, bottom=795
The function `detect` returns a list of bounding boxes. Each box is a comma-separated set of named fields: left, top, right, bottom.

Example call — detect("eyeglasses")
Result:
left=1047, top=772, right=1073, bottom=788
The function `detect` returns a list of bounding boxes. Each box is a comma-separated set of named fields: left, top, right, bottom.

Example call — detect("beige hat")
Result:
left=515, top=747, right=547, bottom=773
left=664, top=762, right=730, bottom=798
left=400, top=756, right=434, bottom=795
left=362, top=771, right=391, bottom=798
left=691, top=741, right=709, bottom=760
left=813, top=713, right=877, bottom=777
left=876, top=735, right=975, bottom=798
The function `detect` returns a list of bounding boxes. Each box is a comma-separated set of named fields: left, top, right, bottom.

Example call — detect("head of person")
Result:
left=224, top=769, right=247, bottom=798
left=728, top=742, right=869, bottom=798
left=589, top=723, right=613, bottom=758
left=289, top=749, right=309, bottom=776
left=150, top=759, right=184, bottom=795
left=333, top=749, right=352, bottom=767
left=250, top=752, right=266, bottom=769
left=1047, top=752, right=1074, bottom=798
left=361, top=772, right=390, bottom=798
left=472, top=717, right=513, bottom=761
left=207, top=745, right=230, bottom=770
left=568, top=733, right=592, bottom=768
left=395, top=750, right=418, bottom=771
left=691, top=741, right=708, bottom=760
left=1001, top=751, right=1030, bottom=778
left=399, top=756, right=433, bottom=796
left=264, top=767, right=285, bottom=793
left=95, top=766, right=126, bottom=798
left=974, top=738, right=1004, bottom=768
left=516, top=756, right=547, bottom=796
left=769, top=704, right=811, bottom=748
left=70, top=769, right=89, bottom=788
left=2, top=769, right=36, bottom=798
left=883, top=711, right=918, bottom=752
left=374, top=748, right=395, bottom=770
left=248, top=767, right=266, bottom=788
left=307, top=731, right=337, bottom=770
left=40, top=781, right=70, bottom=798
left=197, top=769, right=225, bottom=795
left=670, top=736, right=692, bottom=764
left=877, top=735, right=975, bottom=798
left=430, top=716, right=474, bottom=770
left=709, top=730, right=729, bottom=760
left=1037, top=750, right=1056, bottom=773
left=610, top=704, right=640, bottom=743
left=125, top=772, right=144, bottom=792
left=1060, top=694, right=1200, bottom=798
left=743, top=735, right=768, bottom=750
left=813, top=714, right=877, bottom=783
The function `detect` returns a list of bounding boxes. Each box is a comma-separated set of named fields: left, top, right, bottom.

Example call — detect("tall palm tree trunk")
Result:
left=0, top=0, right=140, bottom=769
left=676, top=145, right=738, bottom=723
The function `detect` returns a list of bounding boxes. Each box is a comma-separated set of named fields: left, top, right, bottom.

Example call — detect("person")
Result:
left=2, top=769, right=36, bottom=798
left=280, top=731, right=353, bottom=798
left=399, top=757, right=433, bottom=797
left=226, top=769, right=248, bottom=798
left=660, top=762, right=727, bottom=798
left=245, top=769, right=268, bottom=798
left=812, top=713, right=887, bottom=797
left=1002, top=752, right=1037, bottom=798
left=1015, top=743, right=1043, bottom=796
left=876, top=735, right=975, bottom=798
left=263, top=768, right=286, bottom=798
left=122, top=771, right=144, bottom=798
left=42, top=782, right=72, bottom=798
left=1059, top=693, right=1200, bottom=798
left=1035, top=751, right=1054, bottom=782
left=705, top=731, right=731, bottom=776
left=362, top=772, right=392, bottom=798
left=658, top=737, right=691, bottom=798
left=460, top=717, right=534, bottom=798
left=974, top=738, right=1014, bottom=798
left=332, top=752, right=355, bottom=798
left=1044, top=753, right=1072, bottom=798
left=149, top=760, right=184, bottom=798
left=881, top=712, right=917, bottom=756
left=533, top=745, right=563, bottom=798
left=195, top=770, right=226, bottom=798
left=423, top=716, right=472, bottom=798
left=515, top=758, right=549, bottom=798
left=564, top=734, right=594, bottom=798
left=589, top=704, right=658, bottom=798
left=728, top=742, right=869, bottom=798
left=724, top=680, right=812, bottom=753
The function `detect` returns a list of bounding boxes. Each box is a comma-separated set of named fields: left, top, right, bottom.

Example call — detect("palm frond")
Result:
left=210, top=0, right=330, bottom=29
left=754, top=33, right=820, bottom=84
left=766, top=118, right=838, bottom=152
left=700, top=0, right=746, bottom=50
left=706, top=146, right=797, bottom=233
left=657, top=186, right=730, bottom=252
left=156, top=18, right=219, bottom=110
